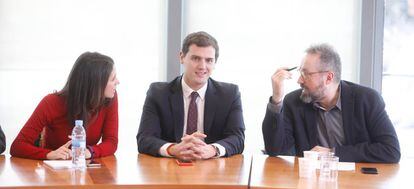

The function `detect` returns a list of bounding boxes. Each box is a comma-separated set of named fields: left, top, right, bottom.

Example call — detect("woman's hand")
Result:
left=46, top=140, right=72, bottom=160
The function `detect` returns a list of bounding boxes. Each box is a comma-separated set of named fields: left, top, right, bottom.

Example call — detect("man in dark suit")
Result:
left=263, top=43, right=400, bottom=163
left=0, top=125, right=5, bottom=154
left=137, top=31, right=245, bottom=160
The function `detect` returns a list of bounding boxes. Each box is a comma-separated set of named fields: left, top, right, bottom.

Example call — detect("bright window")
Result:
left=383, top=0, right=414, bottom=158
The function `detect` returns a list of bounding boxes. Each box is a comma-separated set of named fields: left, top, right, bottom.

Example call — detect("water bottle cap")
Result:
left=75, top=120, right=83, bottom=126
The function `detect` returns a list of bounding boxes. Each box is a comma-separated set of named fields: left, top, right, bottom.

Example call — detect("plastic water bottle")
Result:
left=72, top=120, right=86, bottom=170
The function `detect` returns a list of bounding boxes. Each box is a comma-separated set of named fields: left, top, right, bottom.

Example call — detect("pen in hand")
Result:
left=285, top=66, right=298, bottom=72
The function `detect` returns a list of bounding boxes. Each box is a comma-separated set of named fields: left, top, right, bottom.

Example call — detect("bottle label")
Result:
left=72, top=140, right=86, bottom=148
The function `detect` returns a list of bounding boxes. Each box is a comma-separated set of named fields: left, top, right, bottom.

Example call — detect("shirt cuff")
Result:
left=267, top=97, right=283, bottom=114
left=211, top=143, right=226, bottom=157
left=159, top=143, right=174, bottom=157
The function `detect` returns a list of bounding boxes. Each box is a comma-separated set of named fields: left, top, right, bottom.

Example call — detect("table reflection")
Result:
left=5, top=156, right=118, bottom=187
left=135, top=154, right=248, bottom=187
left=70, top=169, right=86, bottom=185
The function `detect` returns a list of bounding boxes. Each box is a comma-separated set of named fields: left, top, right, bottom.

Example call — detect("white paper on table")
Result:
left=43, top=160, right=72, bottom=170
left=337, top=162, right=355, bottom=171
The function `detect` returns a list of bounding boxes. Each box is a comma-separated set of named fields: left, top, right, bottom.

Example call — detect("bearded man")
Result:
left=262, top=43, right=400, bottom=163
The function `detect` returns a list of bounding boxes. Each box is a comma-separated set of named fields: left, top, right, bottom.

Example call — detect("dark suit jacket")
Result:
left=0, top=125, right=5, bottom=154
left=262, top=80, right=400, bottom=163
left=137, top=76, right=245, bottom=157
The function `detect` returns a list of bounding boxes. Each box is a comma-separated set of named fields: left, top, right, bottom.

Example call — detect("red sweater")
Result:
left=11, top=93, right=118, bottom=159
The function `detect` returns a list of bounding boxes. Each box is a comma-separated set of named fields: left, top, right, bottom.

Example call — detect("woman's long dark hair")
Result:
left=59, top=52, right=114, bottom=127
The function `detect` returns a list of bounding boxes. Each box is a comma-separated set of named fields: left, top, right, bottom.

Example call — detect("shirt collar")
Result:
left=181, top=76, right=208, bottom=100
left=313, top=83, right=342, bottom=111
left=336, top=86, right=342, bottom=110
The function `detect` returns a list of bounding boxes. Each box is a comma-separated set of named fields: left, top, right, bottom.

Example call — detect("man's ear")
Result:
left=179, top=52, right=185, bottom=64
left=325, top=71, right=334, bottom=84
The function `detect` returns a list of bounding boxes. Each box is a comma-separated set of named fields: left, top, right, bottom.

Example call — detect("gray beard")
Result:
left=299, top=83, right=326, bottom=104
left=300, top=90, right=313, bottom=103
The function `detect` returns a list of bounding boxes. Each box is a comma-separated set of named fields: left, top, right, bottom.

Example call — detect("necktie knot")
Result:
left=190, top=91, right=199, bottom=100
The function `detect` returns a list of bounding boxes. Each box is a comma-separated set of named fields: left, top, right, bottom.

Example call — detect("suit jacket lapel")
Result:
left=339, top=81, right=353, bottom=144
left=303, top=104, right=318, bottom=148
left=169, top=76, right=184, bottom=142
left=204, top=79, right=217, bottom=135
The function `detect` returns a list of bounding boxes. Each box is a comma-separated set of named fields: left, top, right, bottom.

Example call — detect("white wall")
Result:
left=184, top=0, right=361, bottom=154
left=0, top=0, right=166, bottom=155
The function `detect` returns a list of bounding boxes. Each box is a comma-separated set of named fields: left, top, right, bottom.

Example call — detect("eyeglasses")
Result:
left=298, top=69, right=330, bottom=80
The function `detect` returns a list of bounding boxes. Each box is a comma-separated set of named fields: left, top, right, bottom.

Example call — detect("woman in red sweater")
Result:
left=11, top=52, right=119, bottom=160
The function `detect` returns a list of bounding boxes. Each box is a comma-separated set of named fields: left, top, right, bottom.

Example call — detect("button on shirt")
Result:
left=159, top=78, right=226, bottom=157
left=313, top=91, right=345, bottom=148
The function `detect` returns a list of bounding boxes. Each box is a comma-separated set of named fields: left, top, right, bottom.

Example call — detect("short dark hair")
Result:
left=181, top=31, right=219, bottom=62
left=60, top=52, right=114, bottom=127
left=306, top=43, right=342, bottom=83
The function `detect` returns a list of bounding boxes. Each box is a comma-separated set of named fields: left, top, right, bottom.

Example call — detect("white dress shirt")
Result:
left=159, top=77, right=226, bottom=157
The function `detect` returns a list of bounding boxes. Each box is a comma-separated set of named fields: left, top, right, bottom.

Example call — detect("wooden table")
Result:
left=0, top=154, right=409, bottom=188
left=249, top=155, right=408, bottom=189
left=0, top=154, right=251, bottom=189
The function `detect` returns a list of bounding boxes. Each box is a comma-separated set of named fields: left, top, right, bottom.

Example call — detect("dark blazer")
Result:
left=0, top=125, right=5, bottom=154
left=263, top=80, right=400, bottom=163
left=137, top=76, right=245, bottom=157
